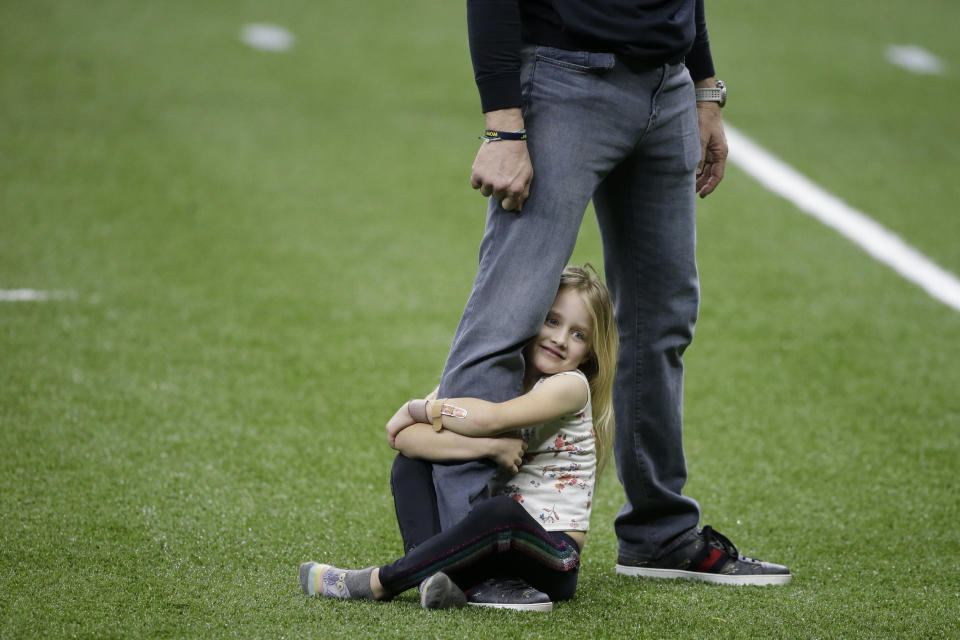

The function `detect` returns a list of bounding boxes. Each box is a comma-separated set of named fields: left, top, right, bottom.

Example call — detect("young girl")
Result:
left=299, top=265, right=617, bottom=610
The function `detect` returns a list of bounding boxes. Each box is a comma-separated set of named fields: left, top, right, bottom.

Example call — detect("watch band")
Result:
left=695, top=88, right=723, bottom=101
left=695, top=80, right=726, bottom=108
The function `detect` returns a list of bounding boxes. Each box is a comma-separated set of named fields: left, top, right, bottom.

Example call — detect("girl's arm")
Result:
left=426, top=373, right=588, bottom=437
left=394, top=424, right=528, bottom=473
left=385, top=386, right=441, bottom=448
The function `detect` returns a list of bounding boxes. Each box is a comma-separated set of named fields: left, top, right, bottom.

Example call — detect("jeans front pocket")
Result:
left=534, top=46, right=616, bottom=74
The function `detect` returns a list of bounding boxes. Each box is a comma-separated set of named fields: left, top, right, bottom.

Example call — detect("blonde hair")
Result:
left=558, top=264, right=618, bottom=476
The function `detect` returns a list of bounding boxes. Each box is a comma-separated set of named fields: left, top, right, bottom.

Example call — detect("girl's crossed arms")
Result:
left=384, top=373, right=589, bottom=473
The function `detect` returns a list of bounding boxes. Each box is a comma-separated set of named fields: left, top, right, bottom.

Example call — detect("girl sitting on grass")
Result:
left=299, top=265, right=617, bottom=610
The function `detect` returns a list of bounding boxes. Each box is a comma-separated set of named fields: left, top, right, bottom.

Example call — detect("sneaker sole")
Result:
left=615, top=564, right=791, bottom=586
left=467, top=601, right=554, bottom=612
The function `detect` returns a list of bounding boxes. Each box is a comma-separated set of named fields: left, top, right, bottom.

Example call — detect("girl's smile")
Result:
left=539, top=345, right=565, bottom=359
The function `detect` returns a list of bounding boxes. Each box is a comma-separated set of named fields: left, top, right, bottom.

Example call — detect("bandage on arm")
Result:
left=406, top=398, right=453, bottom=431
left=416, top=398, right=467, bottom=431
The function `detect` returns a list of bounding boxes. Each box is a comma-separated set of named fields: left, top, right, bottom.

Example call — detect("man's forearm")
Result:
left=467, top=0, right=523, bottom=113
left=686, top=0, right=716, bottom=81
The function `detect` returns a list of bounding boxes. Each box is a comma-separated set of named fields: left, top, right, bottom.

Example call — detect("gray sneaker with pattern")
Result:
left=616, top=526, right=791, bottom=586
left=465, top=577, right=553, bottom=612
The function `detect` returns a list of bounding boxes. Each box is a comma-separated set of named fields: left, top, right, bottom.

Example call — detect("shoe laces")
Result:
left=499, top=577, right=535, bottom=590
left=480, top=577, right=535, bottom=592
left=702, top=526, right=765, bottom=563
left=702, top=525, right=741, bottom=559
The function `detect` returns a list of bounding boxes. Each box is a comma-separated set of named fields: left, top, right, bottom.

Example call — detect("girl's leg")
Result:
left=390, top=453, right=440, bottom=553
left=300, top=455, right=442, bottom=602
left=501, top=532, right=580, bottom=601
left=376, top=496, right=580, bottom=598
left=299, top=562, right=378, bottom=600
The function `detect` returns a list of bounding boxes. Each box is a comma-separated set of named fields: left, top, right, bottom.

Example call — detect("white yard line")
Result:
left=5, top=128, right=957, bottom=312
left=0, top=289, right=77, bottom=302
left=885, top=44, right=946, bottom=75
left=240, top=24, right=294, bottom=52
left=725, top=125, right=960, bottom=313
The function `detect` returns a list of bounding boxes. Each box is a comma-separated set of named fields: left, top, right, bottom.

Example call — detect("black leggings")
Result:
left=383, top=454, right=580, bottom=600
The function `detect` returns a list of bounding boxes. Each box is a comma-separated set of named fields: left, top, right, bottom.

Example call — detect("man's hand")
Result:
left=694, top=79, right=728, bottom=198
left=385, top=403, right=417, bottom=449
left=470, top=107, right=533, bottom=212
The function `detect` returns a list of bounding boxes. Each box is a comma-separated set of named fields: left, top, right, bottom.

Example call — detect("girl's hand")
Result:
left=488, top=436, right=528, bottom=474
left=385, top=403, right=417, bottom=449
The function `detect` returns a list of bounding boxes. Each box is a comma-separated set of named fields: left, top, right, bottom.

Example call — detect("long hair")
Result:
left=559, top=264, right=618, bottom=476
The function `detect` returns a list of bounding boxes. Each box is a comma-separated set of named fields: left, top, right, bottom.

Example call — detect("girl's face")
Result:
left=526, top=287, right=593, bottom=377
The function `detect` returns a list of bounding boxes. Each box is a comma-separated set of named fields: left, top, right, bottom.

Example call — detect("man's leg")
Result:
left=596, top=62, right=790, bottom=584
left=594, top=61, right=703, bottom=562
left=431, top=193, right=587, bottom=527
left=433, top=46, right=646, bottom=528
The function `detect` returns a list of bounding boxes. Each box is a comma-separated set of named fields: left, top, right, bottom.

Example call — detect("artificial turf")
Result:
left=2, top=1, right=958, bottom=637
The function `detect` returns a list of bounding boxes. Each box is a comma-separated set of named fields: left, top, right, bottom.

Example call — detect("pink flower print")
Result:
left=502, top=485, right=524, bottom=503
left=551, top=472, right=587, bottom=492
left=565, top=446, right=585, bottom=458
left=551, top=433, right=586, bottom=458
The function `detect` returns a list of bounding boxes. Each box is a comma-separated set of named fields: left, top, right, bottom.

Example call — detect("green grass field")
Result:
left=2, top=1, right=958, bottom=637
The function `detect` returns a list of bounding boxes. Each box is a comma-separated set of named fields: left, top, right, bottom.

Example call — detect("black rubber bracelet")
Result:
left=480, top=129, right=527, bottom=142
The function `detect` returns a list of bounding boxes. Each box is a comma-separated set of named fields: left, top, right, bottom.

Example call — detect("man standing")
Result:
left=433, top=0, right=790, bottom=603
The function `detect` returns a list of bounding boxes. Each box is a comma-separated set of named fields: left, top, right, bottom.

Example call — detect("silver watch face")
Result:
left=716, top=79, right=726, bottom=107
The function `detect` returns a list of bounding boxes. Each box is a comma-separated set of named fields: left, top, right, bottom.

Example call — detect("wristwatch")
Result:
left=695, top=79, right=726, bottom=108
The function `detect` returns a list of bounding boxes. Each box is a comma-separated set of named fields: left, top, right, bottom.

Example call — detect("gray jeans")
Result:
left=435, top=45, right=702, bottom=562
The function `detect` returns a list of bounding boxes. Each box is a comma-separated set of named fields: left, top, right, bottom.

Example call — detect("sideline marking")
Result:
left=0, top=289, right=77, bottom=302
left=725, top=125, right=960, bottom=313
left=885, top=45, right=946, bottom=75
left=240, top=23, right=294, bottom=52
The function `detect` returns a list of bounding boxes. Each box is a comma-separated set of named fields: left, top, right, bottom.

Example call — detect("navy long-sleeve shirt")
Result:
left=468, top=0, right=715, bottom=112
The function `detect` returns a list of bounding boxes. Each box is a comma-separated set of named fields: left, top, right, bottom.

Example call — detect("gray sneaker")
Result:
left=465, top=577, right=553, bottom=612
left=419, top=572, right=467, bottom=609
left=616, top=526, right=791, bottom=586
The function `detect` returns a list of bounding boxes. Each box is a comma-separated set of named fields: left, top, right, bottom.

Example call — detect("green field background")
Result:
left=2, top=1, right=958, bottom=637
